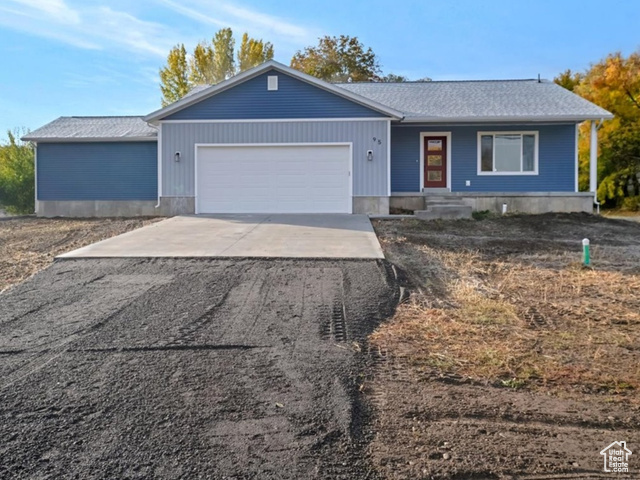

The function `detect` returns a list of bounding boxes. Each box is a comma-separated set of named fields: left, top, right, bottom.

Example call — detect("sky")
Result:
left=0, top=0, right=639, bottom=137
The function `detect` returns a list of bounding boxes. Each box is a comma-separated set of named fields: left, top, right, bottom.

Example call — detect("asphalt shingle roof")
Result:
left=22, top=116, right=157, bottom=141
left=23, top=78, right=613, bottom=142
left=336, top=79, right=613, bottom=121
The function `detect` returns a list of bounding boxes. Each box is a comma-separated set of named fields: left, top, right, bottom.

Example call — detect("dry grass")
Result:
left=0, top=216, right=162, bottom=292
left=372, top=215, right=640, bottom=399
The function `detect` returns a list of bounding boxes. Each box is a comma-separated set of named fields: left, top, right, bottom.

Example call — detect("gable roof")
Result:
left=144, top=60, right=404, bottom=122
left=22, top=116, right=157, bottom=142
left=337, top=79, right=613, bottom=123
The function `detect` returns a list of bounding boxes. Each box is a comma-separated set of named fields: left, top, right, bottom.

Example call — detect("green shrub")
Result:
left=0, top=130, right=34, bottom=214
left=620, top=195, right=640, bottom=211
left=472, top=210, right=493, bottom=220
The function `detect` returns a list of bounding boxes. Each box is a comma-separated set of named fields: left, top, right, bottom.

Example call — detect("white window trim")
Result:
left=476, top=131, right=539, bottom=176
left=420, top=132, right=452, bottom=191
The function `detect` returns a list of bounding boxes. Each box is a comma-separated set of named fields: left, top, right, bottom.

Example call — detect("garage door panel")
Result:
left=197, top=145, right=351, bottom=214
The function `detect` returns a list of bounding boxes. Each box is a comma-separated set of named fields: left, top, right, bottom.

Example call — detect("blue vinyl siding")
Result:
left=165, top=70, right=386, bottom=120
left=37, top=142, right=157, bottom=200
left=391, top=124, right=576, bottom=192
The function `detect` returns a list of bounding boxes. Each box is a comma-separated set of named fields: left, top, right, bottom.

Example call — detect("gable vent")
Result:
left=267, top=75, right=278, bottom=91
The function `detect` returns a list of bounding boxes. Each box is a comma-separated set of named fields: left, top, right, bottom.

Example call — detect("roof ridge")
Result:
left=66, top=115, right=146, bottom=119
left=335, top=79, right=544, bottom=85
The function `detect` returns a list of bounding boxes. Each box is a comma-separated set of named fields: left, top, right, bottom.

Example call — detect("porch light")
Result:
left=174, top=151, right=181, bottom=162
left=366, top=150, right=373, bottom=161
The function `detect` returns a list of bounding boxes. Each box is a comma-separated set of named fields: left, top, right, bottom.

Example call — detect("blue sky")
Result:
left=0, top=0, right=638, bottom=137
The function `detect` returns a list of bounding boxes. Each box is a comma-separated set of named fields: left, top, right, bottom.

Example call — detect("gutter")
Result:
left=400, top=114, right=614, bottom=124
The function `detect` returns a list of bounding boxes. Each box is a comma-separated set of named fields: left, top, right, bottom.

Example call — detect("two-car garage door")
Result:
left=196, top=144, right=351, bottom=214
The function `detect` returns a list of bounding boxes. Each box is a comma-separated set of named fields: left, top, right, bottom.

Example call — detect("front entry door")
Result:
left=424, top=136, right=447, bottom=188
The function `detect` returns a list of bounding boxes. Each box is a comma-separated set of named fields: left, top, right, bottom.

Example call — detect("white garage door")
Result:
left=196, top=144, right=352, bottom=214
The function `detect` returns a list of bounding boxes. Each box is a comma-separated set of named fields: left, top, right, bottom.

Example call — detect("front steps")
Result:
left=414, top=196, right=473, bottom=220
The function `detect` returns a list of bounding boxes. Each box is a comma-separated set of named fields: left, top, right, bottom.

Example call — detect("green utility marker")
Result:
left=582, top=238, right=590, bottom=266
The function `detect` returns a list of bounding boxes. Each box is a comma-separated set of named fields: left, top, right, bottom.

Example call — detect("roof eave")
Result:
left=400, top=114, right=614, bottom=123
left=144, top=60, right=404, bottom=122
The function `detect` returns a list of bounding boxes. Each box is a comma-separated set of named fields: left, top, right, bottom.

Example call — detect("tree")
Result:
left=189, top=41, right=215, bottom=85
left=380, top=73, right=409, bottom=82
left=290, top=35, right=381, bottom=82
left=159, top=44, right=189, bottom=107
left=377, top=73, right=432, bottom=83
left=0, top=130, right=34, bottom=214
left=159, top=29, right=275, bottom=106
left=556, top=53, right=640, bottom=206
left=211, top=28, right=236, bottom=83
left=554, top=69, right=583, bottom=92
left=574, top=52, right=640, bottom=205
left=188, top=29, right=236, bottom=86
left=238, top=33, right=273, bottom=72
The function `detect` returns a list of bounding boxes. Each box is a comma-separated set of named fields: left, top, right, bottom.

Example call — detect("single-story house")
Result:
left=23, top=60, right=613, bottom=217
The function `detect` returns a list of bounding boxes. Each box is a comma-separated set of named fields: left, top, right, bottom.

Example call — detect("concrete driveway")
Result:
left=59, top=214, right=384, bottom=259
left=0, top=258, right=399, bottom=479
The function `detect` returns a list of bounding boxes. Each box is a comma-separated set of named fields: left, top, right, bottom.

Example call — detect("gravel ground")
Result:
left=0, top=217, right=162, bottom=292
left=0, top=258, right=399, bottom=479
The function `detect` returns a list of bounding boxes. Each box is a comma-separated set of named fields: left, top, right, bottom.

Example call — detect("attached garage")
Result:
left=195, top=144, right=352, bottom=214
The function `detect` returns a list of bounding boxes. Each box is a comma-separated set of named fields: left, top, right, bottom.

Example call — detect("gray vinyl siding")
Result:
left=391, top=124, right=577, bottom=192
left=37, top=142, right=157, bottom=200
left=161, top=121, right=389, bottom=197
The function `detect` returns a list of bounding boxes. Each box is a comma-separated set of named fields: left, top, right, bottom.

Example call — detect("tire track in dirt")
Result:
left=0, top=258, right=400, bottom=480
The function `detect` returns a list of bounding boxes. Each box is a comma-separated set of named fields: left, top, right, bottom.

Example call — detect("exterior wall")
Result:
left=37, top=142, right=157, bottom=201
left=390, top=195, right=426, bottom=211
left=353, top=196, right=389, bottom=215
left=165, top=70, right=386, bottom=120
left=389, top=192, right=594, bottom=214
left=391, top=124, right=577, bottom=193
left=459, top=193, right=593, bottom=214
left=35, top=197, right=193, bottom=218
left=161, top=120, right=389, bottom=198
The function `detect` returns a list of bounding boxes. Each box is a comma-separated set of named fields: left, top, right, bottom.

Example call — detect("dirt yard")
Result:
left=0, top=217, right=161, bottom=292
left=0, top=257, right=399, bottom=479
left=370, top=213, right=640, bottom=479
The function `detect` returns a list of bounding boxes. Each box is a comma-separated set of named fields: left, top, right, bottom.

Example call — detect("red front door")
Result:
left=424, top=136, right=447, bottom=188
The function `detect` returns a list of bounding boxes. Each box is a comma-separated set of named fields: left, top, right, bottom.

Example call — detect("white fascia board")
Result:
left=144, top=60, right=404, bottom=122
left=158, top=117, right=390, bottom=124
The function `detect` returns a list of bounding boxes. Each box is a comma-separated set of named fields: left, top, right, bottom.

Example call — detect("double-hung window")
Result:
left=478, top=132, right=538, bottom=175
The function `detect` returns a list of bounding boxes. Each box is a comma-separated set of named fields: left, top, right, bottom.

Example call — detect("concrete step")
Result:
left=424, top=199, right=467, bottom=206
left=415, top=204, right=473, bottom=221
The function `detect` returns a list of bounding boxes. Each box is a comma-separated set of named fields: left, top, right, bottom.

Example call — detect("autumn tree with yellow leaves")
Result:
left=556, top=52, right=640, bottom=209
left=159, top=28, right=274, bottom=107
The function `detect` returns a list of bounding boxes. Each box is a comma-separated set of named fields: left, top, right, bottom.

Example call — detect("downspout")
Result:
left=154, top=123, right=162, bottom=209
left=33, top=143, right=38, bottom=215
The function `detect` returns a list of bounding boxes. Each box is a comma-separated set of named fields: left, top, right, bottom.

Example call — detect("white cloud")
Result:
left=217, top=3, right=311, bottom=41
left=0, top=0, right=320, bottom=60
left=156, top=0, right=319, bottom=48
left=0, top=0, right=179, bottom=57
left=155, top=0, right=228, bottom=28
left=7, top=0, right=80, bottom=24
